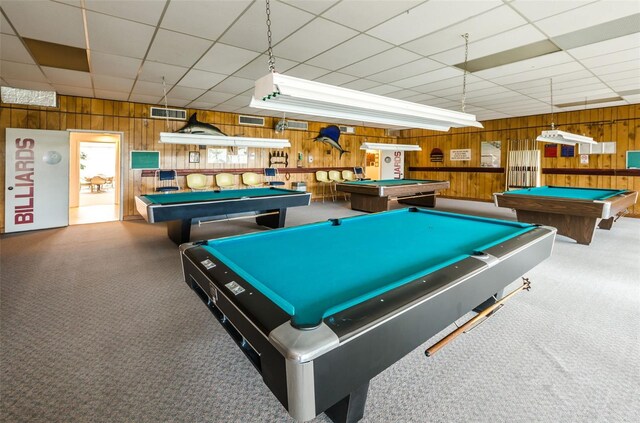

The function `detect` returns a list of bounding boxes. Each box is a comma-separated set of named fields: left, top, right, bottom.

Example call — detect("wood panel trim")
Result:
left=140, top=167, right=356, bottom=177
left=408, top=166, right=505, bottom=173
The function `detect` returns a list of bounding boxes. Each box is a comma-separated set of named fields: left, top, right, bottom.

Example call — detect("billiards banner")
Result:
left=4, top=128, right=70, bottom=233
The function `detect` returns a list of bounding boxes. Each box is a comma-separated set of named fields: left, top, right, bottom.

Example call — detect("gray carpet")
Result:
left=1, top=199, right=639, bottom=423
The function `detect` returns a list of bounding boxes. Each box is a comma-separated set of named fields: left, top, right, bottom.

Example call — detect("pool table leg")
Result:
left=516, top=210, right=596, bottom=245
left=324, top=381, right=369, bottom=423
left=166, top=219, right=192, bottom=244
left=598, top=216, right=614, bottom=230
left=255, top=208, right=286, bottom=228
left=397, top=192, right=436, bottom=208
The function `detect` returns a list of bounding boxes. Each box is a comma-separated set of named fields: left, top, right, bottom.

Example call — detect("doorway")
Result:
left=68, top=132, right=121, bottom=225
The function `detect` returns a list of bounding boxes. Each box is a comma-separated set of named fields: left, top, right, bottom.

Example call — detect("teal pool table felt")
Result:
left=202, top=208, right=535, bottom=327
left=143, top=188, right=297, bottom=205
left=505, top=186, right=626, bottom=201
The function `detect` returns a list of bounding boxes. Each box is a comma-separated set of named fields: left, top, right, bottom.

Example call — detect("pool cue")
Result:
left=425, top=278, right=531, bottom=357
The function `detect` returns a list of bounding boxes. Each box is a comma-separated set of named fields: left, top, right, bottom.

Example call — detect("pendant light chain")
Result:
left=265, top=0, right=277, bottom=73
left=549, top=78, right=555, bottom=129
left=162, top=76, right=169, bottom=130
left=461, top=33, right=469, bottom=113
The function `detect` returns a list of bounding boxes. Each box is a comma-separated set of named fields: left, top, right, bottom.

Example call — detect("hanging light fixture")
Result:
left=249, top=0, right=483, bottom=132
left=536, top=79, right=595, bottom=145
left=360, top=142, right=421, bottom=151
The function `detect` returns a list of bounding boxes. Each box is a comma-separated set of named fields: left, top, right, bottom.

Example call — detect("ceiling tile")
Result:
left=367, top=0, right=502, bottom=45
left=322, top=1, right=421, bottom=32
left=94, top=89, right=129, bottom=101
left=0, top=34, right=35, bottom=64
left=364, top=84, right=403, bottom=95
left=393, top=66, right=461, bottom=89
left=1, top=1, right=85, bottom=48
left=214, top=103, right=242, bottom=113
left=138, top=61, right=189, bottom=85
left=509, top=0, right=595, bottom=22
left=168, top=85, right=207, bottom=100
left=42, top=67, right=92, bottom=87
left=385, top=89, right=421, bottom=100
left=580, top=48, right=640, bottom=70
left=90, top=52, right=142, bottom=79
left=131, top=80, right=166, bottom=96
left=187, top=101, right=217, bottom=110
left=161, top=0, right=251, bottom=41
left=402, top=93, right=437, bottom=103
left=413, top=75, right=491, bottom=95
left=339, top=48, right=421, bottom=78
left=503, top=70, right=594, bottom=91
left=1, top=12, right=15, bottom=35
left=274, top=18, right=358, bottom=62
left=340, top=79, right=380, bottom=91
left=368, top=58, right=443, bottom=83
left=87, top=12, right=155, bottom=58
left=92, top=74, right=134, bottom=92
left=0, top=61, right=48, bottom=82
left=491, top=62, right=586, bottom=86
left=568, top=33, right=640, bottom=59
left=599, top=69, right=640, bottom=83
left=430, top=25, right=548, bottom=65
left=283, top=64, right=331, bottom=80
left=212, top=76, right=254, bottom=94
left=128, top=93, right=162, bottom=105
left=165, top=98, right=192, bottom=108
left=232, top=54, right=298, bottom=80
left=146, top=29, right=213, bottom=67
left=52, top=84, right=94, bottom=97
left=222, top=94, right=253, bottom=107
left=220, top=0, right=314, bottom=52
left=306, top=34, right=393, bottom=70
left=404, top=6, right=527, bottom=58
left=195, top=43, right=261, bottom=75
left=178, top=69, right=227, bottom=90
left=314, top=72, right=357, bottom=86
left=590, top=60, right=640, bottom=76
left=473, top=51, right=574, bottom=79
left=534, top=1, right=640, bottom=37
left=279, top=0, right=339, bottom=15
left=84, top=0, right=166, bottom=25
left=197, top=91, right=236, bottom=104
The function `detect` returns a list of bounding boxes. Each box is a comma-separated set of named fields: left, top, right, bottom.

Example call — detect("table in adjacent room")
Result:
left=494, top=185, right=637, bottom=245
left=180, top=208, right=555, bottom=423
left=135, top=187, right=311, bottom=244
left=335, top=179, right=450, bottom=212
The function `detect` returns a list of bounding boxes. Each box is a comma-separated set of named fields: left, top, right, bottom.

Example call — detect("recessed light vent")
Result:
left=338, top=125, right=355, bottom=134
left=287, top=120, right=308, bottom=130
left=150, top=107, right=186, bottom=120
left=239, top=115, right=265, bottom=126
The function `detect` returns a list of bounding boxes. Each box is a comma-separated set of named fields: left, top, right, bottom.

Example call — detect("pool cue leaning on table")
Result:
left=425, top=278, right=531, bottom=357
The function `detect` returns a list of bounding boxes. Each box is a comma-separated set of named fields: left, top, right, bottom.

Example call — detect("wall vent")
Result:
left=338, top=125, right=355, bottom=134
left=287, top=120, right=309, bottom=130
left=150, top=107, right=187, bottom=120
left=239, top=115, right=265, bottom=126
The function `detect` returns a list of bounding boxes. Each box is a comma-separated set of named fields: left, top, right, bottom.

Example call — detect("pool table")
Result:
left=180, top=208, right=556, bottom=423
left=336, top=179, right=450, bottom=212
left=135, top=187, right=311, bottom=244
left=494, top=186, right=637, bottom=245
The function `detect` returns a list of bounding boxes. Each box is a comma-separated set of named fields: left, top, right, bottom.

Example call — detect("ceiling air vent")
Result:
left=338, top=125, right=355, bottom=134
left=287, top=120, right=308, bottom=130
left=150, top=107, right=186, bottom=120
left=239, top=115, right=265, bottom=126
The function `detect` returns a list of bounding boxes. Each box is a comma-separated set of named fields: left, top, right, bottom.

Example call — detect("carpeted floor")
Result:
left=1, top=199, right=639, bottom=423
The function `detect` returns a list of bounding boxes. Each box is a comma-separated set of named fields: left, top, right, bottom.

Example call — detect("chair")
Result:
left=315, top=170, right=334, bottom=202
left=342, top=170, right=357, bottom=182
left=186, top=173, right=208, bottom=191
left=215, top=172, right=236, bottom=189
left=328, top=170, right=347, bottom=200
left=354, top=166, right=366, bottom=180
left=242, top=172, right=263, bottom=188
left=264, top=168, right=285, bottom=187
left=154, top=170, right=180, bottom=192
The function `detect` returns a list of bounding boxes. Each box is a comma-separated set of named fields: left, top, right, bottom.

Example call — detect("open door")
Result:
left=4, top=128, right=70, bottom=233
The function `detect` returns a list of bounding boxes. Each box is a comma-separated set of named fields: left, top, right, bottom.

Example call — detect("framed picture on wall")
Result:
left=189, top=151, right=200, bottom=163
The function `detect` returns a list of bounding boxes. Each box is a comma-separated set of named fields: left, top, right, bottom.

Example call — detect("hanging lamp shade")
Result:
left=536, top=130, right=596, bottom=145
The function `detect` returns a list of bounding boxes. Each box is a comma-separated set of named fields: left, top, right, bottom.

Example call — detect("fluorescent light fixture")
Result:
left=250, top=73, right=483, bottom=131
left=1, top=86, right=57, bottom=107
left=159, top=133, right=290, bottom=148
left=535, top=130, right=596, bottom=145
left=360, top=142, right=422, bottom=152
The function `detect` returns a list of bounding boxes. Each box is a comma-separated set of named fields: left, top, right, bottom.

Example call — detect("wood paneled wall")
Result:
left=0, top=96, right=395, bottom=231
left=403, top=104, right=640, bottom=216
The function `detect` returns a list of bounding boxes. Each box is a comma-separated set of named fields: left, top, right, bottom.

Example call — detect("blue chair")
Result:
left=264, top=168, right=285, bottom=186
left=154, top=170, right=179, bottom=192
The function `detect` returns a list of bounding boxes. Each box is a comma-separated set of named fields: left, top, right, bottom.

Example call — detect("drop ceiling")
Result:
left=1, top=0, right=638, bottom=125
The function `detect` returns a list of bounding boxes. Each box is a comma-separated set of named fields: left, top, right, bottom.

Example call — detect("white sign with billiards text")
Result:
left=4, top=128, right=70, bottom=233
